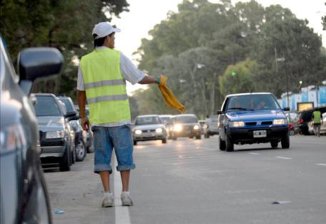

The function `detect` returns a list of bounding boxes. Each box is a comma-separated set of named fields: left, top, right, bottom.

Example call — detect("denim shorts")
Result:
left=92, top=125, right=135, bottom=174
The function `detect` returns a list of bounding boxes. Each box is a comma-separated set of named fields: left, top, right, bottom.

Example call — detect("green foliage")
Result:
left=219, top=59, right=257, bottom=96
left=1, top=0, right=129, bottom=100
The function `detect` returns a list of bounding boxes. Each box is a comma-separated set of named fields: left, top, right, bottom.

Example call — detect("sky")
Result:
left=111, top=0, right=326, bottom=94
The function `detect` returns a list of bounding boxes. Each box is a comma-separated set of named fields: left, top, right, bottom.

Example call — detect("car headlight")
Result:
left=155, top=128, right=163, bottom=133
left=134, top=129, right=142, bottom=135
left=193, top=125, right=200, bottom=130
left=229, top=121, right=245, bottom=127
left=273, top=119, right=288, bottom=125
left=46, top=130, right=65, bottom=139
left=174, top=124, right=183, bottom=132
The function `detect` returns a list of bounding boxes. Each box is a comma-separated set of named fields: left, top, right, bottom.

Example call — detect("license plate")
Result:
left=253, top=130, right=266, bottom=138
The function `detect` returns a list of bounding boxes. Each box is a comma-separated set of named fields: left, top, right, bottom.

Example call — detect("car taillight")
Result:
left=298, top=118, right=304, bottom=124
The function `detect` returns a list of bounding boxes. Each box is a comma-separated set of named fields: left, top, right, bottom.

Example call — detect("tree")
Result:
left=219, top=59, right=257, bottom=96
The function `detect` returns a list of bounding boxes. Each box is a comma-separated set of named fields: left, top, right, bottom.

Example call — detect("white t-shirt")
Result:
left=77, top=47, right=145, bottom=91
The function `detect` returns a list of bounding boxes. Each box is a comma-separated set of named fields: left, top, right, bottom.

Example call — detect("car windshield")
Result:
left=175, top=115, right=198, bottom=123
left=34, top=96, right=62, bottom=116
left=135, top=116, right=161, bottom=125
left=226, top=94, right=280, bottom=111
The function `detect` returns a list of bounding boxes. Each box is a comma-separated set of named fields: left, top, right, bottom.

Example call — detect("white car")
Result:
left=133, top=115, right=168, bottom=145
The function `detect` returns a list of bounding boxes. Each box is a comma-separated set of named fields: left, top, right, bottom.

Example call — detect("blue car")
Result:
left=217, top=92, right=290, bottom=151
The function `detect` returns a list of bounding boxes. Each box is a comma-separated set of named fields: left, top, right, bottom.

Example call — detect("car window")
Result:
left=34, top=96, right=62, bottom=116
left=175, top=115, right=198, bottom=123
left=135, top=116, right=161, bottom=125
left=226, top=94, right=280, bottom=111
left=59, top=97, right=75, bottom=113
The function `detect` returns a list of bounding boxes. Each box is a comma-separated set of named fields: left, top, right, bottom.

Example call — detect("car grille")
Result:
left=245, top=121, right=273, bottom=126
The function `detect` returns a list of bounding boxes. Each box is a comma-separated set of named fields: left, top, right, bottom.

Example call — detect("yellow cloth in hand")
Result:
left=158, top=75, right=185, bottom=113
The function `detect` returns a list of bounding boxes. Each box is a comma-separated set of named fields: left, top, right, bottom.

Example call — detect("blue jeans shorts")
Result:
left=92, top=125, right=135, bottom=174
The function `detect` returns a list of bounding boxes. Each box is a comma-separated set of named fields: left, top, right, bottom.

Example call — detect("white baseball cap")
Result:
left=92, top=22, right=120, bottom=39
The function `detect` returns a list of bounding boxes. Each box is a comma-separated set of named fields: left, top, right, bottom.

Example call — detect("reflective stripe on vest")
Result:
left=80, top=48, right=131, bottom=125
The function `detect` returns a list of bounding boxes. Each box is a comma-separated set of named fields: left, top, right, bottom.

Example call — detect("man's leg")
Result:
left=100, top=171, right=111, bottom=192
left=120, top=170, right=130, bottom=192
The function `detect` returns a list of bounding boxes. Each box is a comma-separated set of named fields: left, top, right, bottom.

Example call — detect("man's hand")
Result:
left=80, top=117, right=89, bottom=131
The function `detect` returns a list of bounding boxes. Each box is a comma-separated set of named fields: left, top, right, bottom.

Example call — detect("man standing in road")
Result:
left=312, top=109, right=322, bottom=137
left=77, top=21, right=160, bottom=207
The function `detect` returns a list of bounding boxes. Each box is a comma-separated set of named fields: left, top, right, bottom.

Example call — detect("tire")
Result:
left=133, top=140, right=137, bottom=145
left=281, top=134, right=290, bottom=149
left=60, top=147, right=71, bottom=171
left=162, top=138, right=167, bottom=144
left=87, top=144, right=94, bottom=153
left=225, top=135, right=234, bottom=152
left=219, top=136, right=226, bottom=151
left=270, top=140, right=278, bottom=149
left=75, top=141, right=86, bottom=161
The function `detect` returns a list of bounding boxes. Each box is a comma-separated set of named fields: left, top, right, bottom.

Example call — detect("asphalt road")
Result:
left=44, top=135, right=326, bottom=224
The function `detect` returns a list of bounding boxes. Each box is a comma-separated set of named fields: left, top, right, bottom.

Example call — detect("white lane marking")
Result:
left=113, top=155, right=132, bottom=224
left=248, top=152, right=260, bottom=155
left=316, top=163, right=326, bottom=166
left=276, top=156, right=292, bottom=160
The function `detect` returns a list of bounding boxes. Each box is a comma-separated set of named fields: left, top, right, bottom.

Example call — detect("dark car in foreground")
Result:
left=217, top=92, right=289, bottom=151
left=132, top=114, right=167, bottom=145
left=169, top=114, right=202, bottom=140
left=0, top=35, right=63, bottom=224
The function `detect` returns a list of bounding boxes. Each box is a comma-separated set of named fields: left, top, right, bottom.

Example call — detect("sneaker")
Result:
left=102, top=194, right=114, bottom=207
left=121, top=192, right=133, bottom=206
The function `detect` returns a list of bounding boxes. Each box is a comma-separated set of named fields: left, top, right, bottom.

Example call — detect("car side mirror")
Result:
left=18, top=47, right=64, bottom=95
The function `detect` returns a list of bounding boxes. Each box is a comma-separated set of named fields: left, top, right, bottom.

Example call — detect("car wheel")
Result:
left=270, top=140, right=278, bottom=149
left=225, top=136, right=234, bottom=152
left=281, top=134, right=290, bottom=149
left=75, top=141, right=86, bottom=161
left=219, top=136, right=226, bottom=151
left=60, top=147, right=71, bottom=171
left=133, top=140, right=137, bottom=145
left=162, top=138, right=167, bottom=144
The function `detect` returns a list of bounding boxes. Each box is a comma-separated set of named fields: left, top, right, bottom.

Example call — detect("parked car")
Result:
left=34, top=93, right=75, bottom=171
left=133, top=114, right=168, bottom=145
left=75, top=104, right=94, bottom=153
left=0, top=35, right=63, bottom=224
left=205, top=115, right=219, bottom=138
left=169, top=114, right=202, bottom=140
left=217, top=92, right=289, bottom=151
left=58, top=96, right=86, bottom=161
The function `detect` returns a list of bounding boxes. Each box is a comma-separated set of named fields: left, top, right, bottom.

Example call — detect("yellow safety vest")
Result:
left=312, top=111, right=321, bottom=124
left=80, top=48, right=131, bottom=125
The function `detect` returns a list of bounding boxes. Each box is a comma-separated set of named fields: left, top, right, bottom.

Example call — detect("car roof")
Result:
left=225, top=92, right=272, bottom=98
left=136, top=114, right=159, bottom=117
